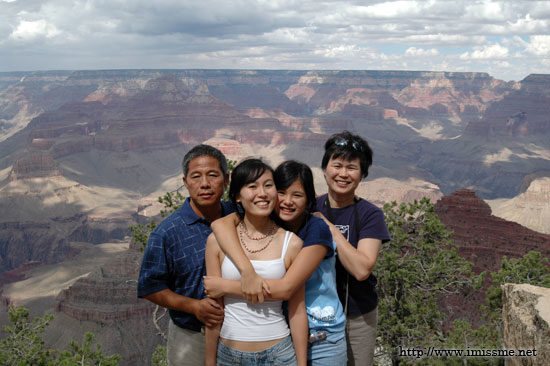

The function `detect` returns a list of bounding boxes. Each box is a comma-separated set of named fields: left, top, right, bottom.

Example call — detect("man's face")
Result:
left=183, top=155, right=227, bottom=210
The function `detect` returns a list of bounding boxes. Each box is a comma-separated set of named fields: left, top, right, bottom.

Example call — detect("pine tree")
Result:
left=0, top=306, right=120, bottom=365
left=377, top=198, right=485, bottom=365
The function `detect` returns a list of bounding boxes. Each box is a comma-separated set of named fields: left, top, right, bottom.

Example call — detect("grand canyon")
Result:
left=1, top=70, right=549, bottom=364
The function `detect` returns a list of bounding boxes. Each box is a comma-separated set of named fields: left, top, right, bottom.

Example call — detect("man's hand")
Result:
left=194, top=298, right=224, bottom=327
left=241, top=269, right=270, bottom=303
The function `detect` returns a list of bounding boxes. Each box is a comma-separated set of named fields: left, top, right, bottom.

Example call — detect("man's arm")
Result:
left=138, top=231, right=223, bottom=327
left=211, top=213, right=267, bottom=303
left=143, top=290, right=223, bottom=328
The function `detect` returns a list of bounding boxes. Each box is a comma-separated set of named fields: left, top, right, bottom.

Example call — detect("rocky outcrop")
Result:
left=0, top=221, right=69, bottom=270
left=1, top=69, right=548, bottom=277
left=55, top=249, right=154, bottom=323
left=502, top=284, right=550, bottom=366
left=67, top=216, right=131, bottom=244
left=0, top=215, right=132, bottom=272
left=52, top=248, right=165, bottom=366
left=464, top=74, right=550, bottom=137
left=435, top=189, right=550, bottom=324
left=435, top=190, right=550, bottom=269
left=488, top=177, right=550, bottom=235
left=9, top=153, right=60, bottom=179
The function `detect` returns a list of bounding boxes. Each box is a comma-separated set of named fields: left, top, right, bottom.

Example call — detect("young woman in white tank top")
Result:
left=205, top=158, right=307, bottom=366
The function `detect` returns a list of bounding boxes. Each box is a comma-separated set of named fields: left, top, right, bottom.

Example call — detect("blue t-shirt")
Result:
left=137, top=198, right=234, bottom=331
left=297, top=216, right=346, bottom=341
left=316, top=194, right=390, bottom=316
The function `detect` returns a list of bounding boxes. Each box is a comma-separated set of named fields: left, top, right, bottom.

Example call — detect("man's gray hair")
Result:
left=182, top=144, right=228, bottom=177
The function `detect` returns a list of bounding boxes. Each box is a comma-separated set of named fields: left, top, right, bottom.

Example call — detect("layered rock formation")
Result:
left=435, top=190, right=550, bottom=268
left=55, top=248, right=152, bottom=324
left=0, top=175, right=135, bottom=271
left=434, top=189, right=550, bottom=323
left=488, top=177, right=550, bottom=235
left=502, top=284, right=550, bottom=366
left=464, top=74, right=550, bottom=137
left=49, top=246, right=164, bottom=366
left=0, top=70, right=549, bottom=363
left=0, top=221, right=68, bottom=270
left=1, top=68, right=548, bottom=275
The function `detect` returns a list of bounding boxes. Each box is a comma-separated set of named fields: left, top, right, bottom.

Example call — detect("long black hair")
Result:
left=274, top=160, right=316, bottom=218
left=229, top=158, right=278, bottom=221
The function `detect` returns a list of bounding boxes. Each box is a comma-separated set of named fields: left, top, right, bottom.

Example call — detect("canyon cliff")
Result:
left=0, top=69, right=548, bottom=364
left=434, top=189, right=550, bottom=324
left=2, top=70, right=547, bottom=271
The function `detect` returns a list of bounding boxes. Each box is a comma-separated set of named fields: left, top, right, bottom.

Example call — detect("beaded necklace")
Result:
left=238, top=221, right=276, bottom=253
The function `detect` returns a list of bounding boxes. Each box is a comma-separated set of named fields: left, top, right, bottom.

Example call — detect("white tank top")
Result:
left=220, top=231, right=293, bottom=341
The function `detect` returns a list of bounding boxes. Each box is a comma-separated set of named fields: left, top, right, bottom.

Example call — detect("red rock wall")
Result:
left=434, top=189, right=550, bottom=325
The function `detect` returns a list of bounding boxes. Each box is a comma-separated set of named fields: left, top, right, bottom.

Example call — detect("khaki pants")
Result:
left=346, top=308, right=377, bottom=366
left=167, top=319, right=205, bottom=366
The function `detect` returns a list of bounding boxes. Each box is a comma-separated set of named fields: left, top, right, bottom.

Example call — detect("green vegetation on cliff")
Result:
left=0, top=306, right=120, bottom=366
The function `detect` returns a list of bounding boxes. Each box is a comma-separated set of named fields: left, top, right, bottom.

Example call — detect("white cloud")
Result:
left=460, top=44, right=509, bottom=60
left=405, top=47, right=439, bottom=57
left=398, top=34, right=487, bottom=46
left=525, top=35, right=550, bottom=56
left=357, top=1, right=422, bottom=18
left=506, top=13, right=550, bottom=34
left=9, top=19, right=61, bottom=41
left=465, top=1, right=508, bottom=22
left=0, top=0, right=548, bottom=81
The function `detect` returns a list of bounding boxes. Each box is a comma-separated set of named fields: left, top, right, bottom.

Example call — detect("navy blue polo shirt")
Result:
left=137, top=198, right=234, bottom=331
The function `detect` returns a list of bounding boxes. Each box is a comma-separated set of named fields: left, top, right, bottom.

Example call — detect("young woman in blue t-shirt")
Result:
left=205, top=160, right=347, bottom=365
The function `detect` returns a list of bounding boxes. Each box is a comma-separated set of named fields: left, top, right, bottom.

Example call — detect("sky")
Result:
left=1, top=0, right=549, bottom=82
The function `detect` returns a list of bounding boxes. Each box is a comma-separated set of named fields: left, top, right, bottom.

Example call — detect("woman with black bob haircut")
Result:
left=315, top=131, right=390, bottom=366
left=204, top=158, right=307, bottom=366
left=321, top=130, right=373, bottom=179
left=205, top=160, right=347, bottom=365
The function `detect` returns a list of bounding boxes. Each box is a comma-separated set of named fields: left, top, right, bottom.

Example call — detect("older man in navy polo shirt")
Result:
left=138, top=144, right=234, bottom=365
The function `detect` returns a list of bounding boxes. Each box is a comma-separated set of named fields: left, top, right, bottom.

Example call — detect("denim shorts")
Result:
left=217, top=336, right=297, bottom=366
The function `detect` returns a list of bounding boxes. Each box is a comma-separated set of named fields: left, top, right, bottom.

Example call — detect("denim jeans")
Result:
left=307, top=331, right=347, bottom=366
left=217, top=336, right=297, bottom=366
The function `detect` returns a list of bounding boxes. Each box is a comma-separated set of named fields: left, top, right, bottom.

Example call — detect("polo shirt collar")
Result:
left=180, top=198, right=205, bottom=225
left=179, top=198, right=232, bottom=225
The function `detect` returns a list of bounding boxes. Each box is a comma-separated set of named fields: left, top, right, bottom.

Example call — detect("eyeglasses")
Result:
left=333, top=138, right=364, bottom=153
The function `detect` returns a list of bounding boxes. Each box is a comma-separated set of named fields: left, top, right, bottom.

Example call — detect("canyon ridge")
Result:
left=0, top=70, right=549, bottom=364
